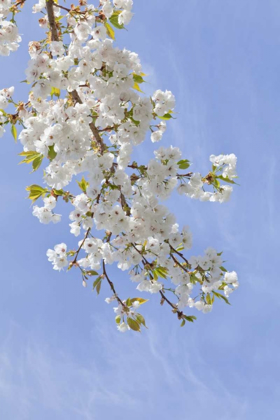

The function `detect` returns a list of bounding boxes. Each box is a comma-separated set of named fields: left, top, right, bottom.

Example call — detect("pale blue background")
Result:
left=1, top=1, right=279, bottom=418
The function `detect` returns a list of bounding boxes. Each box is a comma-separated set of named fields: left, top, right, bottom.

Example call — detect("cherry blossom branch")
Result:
left=130, top=244, right=184, bottom=318
left=46, top=0, right=105, bottom=154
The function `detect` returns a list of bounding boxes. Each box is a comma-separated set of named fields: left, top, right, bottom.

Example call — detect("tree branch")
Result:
left=46, top=0, right=59, bottom=41
left=70, top=90, right=106, bottom=154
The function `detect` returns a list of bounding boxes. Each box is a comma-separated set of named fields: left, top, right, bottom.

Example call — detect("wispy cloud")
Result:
left=0, top=318, right=249, bottom=420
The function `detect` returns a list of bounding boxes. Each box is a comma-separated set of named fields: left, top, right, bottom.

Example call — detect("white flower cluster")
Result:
left=178, top=154, right=238, bottom=202
left=0, top=86, right=14, bottom=137
left=1, top=0, right=239, bottom=330
left=0, top=0, right=21, bottom=55
left=33, top=196, right=61, bottom=224
left=47, top=243, right=68, bottom=271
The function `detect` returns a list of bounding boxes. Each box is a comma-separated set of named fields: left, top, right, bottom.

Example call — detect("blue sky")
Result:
left=1, top=0, right=280, bottom=418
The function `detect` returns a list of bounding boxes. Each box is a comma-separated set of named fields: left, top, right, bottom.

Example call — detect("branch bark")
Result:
left=46, top=0, right=59, bottom=41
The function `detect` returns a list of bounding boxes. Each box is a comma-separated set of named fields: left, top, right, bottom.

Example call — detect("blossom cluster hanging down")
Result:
left=0, top=0, right=239, bottom=332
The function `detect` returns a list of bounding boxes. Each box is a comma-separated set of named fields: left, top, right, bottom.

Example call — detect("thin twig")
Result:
left=170, top=253, right=189, bottom=274
left=102, top=260, right=126, bottom=308
left=73, top=228, right=91, bottom=263
left=169, top=243, right=190, bottom=265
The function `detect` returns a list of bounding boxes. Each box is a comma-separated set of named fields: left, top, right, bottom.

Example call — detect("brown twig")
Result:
left=170, top=253, right=189, bottom=274
left=102, top=260, right=126, bottom=308
left=73, top=227, right=91, bottom=264
left=169, top=243, right=190, bottom=265
left=53, top=3, right=71, bottom=12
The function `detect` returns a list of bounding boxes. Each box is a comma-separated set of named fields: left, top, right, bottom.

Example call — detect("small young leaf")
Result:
left=158, top=113, right=172, bottom=120
left=96, top=280, right=102, bottom=295
left=32, top=154, right=44, bottom=172
left=26, top=184, right=49, bottom=203
left=213, top=291, right=231, bottom=305
left=133, top=73, right=145, bottom=84
left=50, top=87, right=60, bottom=99
left=126, top=297, right=132, bottom=307
left=130, top=298, right=149, bottom=306
left=133, top=82, right=144, bottom=93
left=206, top=294, right=212, bottom=305
left=87, top=270, right=99, bottom=276
left=184, top=315, right=197, bottom=323
left=109, top=11, right=124, bottom=29
left=136, top=314, right=147, bottom=328
left=77, top=176, right=89, bottom=193
left=177, top=159, right=190, bottom=170
left=48, top=145, right=57, bottom=161
left=216, top=175, right=237, bottom=185
left=127, top=317, right=141, bottom=332
left=105, top=22, right=115, bottom=40
left=93, top=276, right=102, bottom=294
left=11, top=124, right=17, bottom=142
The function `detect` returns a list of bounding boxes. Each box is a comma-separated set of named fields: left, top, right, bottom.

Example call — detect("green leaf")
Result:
left=180, top=319, right=186, bottom=327
left=130, top=298, right=149, bottom=306
left=105, top=22, right=115, bottom=40
left=136, top=314, right=147, bottom=328
left=132, top=82, right=144, bottom=93
left=126, top=297, right=132, bottom=307
left=19, top=151, right=42, bottom=165
left=158, top=113, right=172, bottom=120
left=93, top=276, right=102, bottom=294
left=53, top=189, right=64, bottom=196
left=220, top=266, right=227, bottom=272
left=48, top=145, right=57, bottom=161
left=184, top=315, right=197, bottom=323
left=213, top=291, right=231, bottom=305
left=216, top=175, right=237, bottom=185
left=176, top=245, right=184, bottom=252
left=96, top=280, right=102, bottom=295
left=11, top=124, right=17, bottom=142
left=153, top=266, right=168, bottom=279
left=109, top=11, right=124, bottom=29
left=115, top=315, right=121, bottom=324
left=26, top=184, right=49, bottom=203
left=133, top=73, right=145, bottom=84
left=127, top=317, right=141, bottom=332
left=77, top=176, right=89, bottom=193
left=177, top=159, right=190, bottom=170
left=32, top=154, right=44, bottom=172
left=87, top=270, right=99, bottom=276
left=206, top=294, right=212, bottom=305
left=50, top=87, right=60, bottom=99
